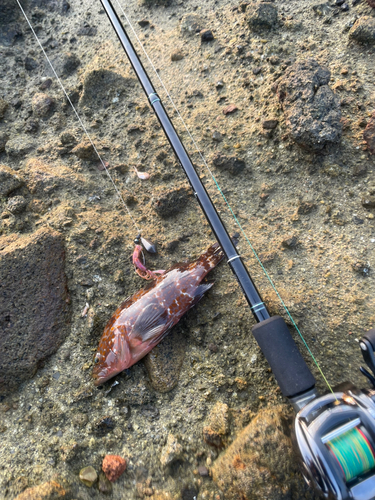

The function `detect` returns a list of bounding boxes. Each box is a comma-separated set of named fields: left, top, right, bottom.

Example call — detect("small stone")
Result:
left=352, top=261, right=370, bottom=275
left=32, top=93, right=55, bottom=117
left=362, top=195, right=375, bottom=209
left=223, top=104, right=238, bottom=115
left=246, top=2, right=278, bottom=32
left=171, top=50, right=184, bottom=61
left=212, top=131, right=223, bottom=141
left=212, top=153, right=246, bottom=176
left=216, top=81, right=224, bottom=89
left=252, top=66, right=262, bottom=75
left=198, top=466, right=209, bottom=476
left=94, top=416, right=115, bottom=435
left=364, top=111, right=375, bottom=154
left=24, top=119, right=39, bottom=134
left=39, top=78, right=53, bottom=90
left=60, top=131, right=76, bottom=145
left=341, top=2, right=350, bottom=10
left=353, top=164, right=367, bottom=176
left=79, top=466, right=98, bottom=487
left=281, top=235, right=298, bottom=248
left=5, top=136, right=35, bottom=157
left=262, top=119, right=279, bottom=129
left=203, top=402, right=229, bottom=448
left=335, top=0, right=345, bottom=5
left=102, top=455, right=127, bottom=482
left=98, top=472, right=113, bottom=494
left=7, top=196, right=27, bottom=214
left=200, top=29, right=214, bottom=42
left=349, top=17, right=375, bottom=44
left=160, top=434, right=183, bottom=466
left=0, top=164, right=24, bottom=196
left=138, top=19, right=150, bottom=27
left=51, top=52, right=80, bottom=77
left=25, top=56, right=38, bottom=71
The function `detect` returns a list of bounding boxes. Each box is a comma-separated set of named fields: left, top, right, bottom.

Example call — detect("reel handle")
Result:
left=252, top=316, right=316, bottom=399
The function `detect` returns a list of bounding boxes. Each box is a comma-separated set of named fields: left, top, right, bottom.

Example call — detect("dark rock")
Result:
left=24, top=119, right=39, bottom=134
left=262, top=119, right=279, bottom=129
left=0, top=228, right=70, bottom=395
left=212, top=154, right=246, bottom=176
left=281, top=235, right=298, bottom=248
left=198, top=466, right=209, bottom=476
left=98, top=472, right=112, bottom=495
left=335, top=0, right=345, bottom=5
left=32, top=93, right=55, bottom=117
left=94, top=416, right=115, bottom=435
left=7, top=196, right=27, bottom=214
left=24, top=56, right=38, bottom=71
left=203, top=402, right=229, bottom=448
left=297, top=201, right=316, bottom=214
left=211, top=406, right=305, bottom=499
left=51, top=52, right=80, bottom=77
left=364, top=111, right=375, bottom=154
left=138, top=19, right=150, bottom=27
left=77, top=25, right=97, bottom=36
left=353, top=216, right=364, bottom=225
left=0, top=132, right=9, bottom=152
left=180, top=13, right=202, bottom=35
left=144, top=327, right=186, bottom=392
left=277, top=59, right=342, bottom=151
left=39, top=78, right=53, bottom=91
left=200, top=29, right=214, bottom=42
left=349, top=17, right=375, bottom=43
left=366, top=0, right=375, bottom=6
left=0, top=164, right=24, bottom=196
left=252, top=66, right=262, bottom=75
left=351, top=261, right=370, bottom=276
left=362, top=195, right=375, bottom=208
left=181, top=485, right=199, bottom=500
left=171, top=50, right=184, bottom=61
left=341, top=2, right=350, bottom=10
left=246, top=2, right=278, bottom=32
left=312, top=2, right=333, bottom=17
left=5, top=136, right=35, bottom=157
left=153, top=186, right=191, bottom=218
left=0, top=99, right=9, bottom=120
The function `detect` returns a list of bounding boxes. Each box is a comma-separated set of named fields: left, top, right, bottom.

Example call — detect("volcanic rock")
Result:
left=0, top=228, right=71, bottom=395
left=349, top=17, right=375, bottom=44
left=277, top=59, right=342, bottom=151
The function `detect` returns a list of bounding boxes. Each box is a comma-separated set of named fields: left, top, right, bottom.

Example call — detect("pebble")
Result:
left=198, top=466, right=209, bottom=476
left=362, top=195, right=375, bottom=208
left=171, top=50, right=184, bottom=61
left=79, top=466, right=98, bottom=487
left=31, top=93, right=55, bottom=117
left=262, top=119, right=278, bottom=130
left=102, top=454, right=127, bottom=482
left=281, top=235, right=298, bottom=248
left=252, top=66, right=262, bottom=75
left=7, top=196, right=27, bottom=214
left=212, top=131, right=223, bottom=141
left=180, top=13, right=202, bottom=35
left=200, top=29, right=214, bottom=42
left=223, top=104, right=238, bottom=115
left=94, top=416, right=115, bottom=435
left=138, top=19, right=150, bottom=27
left=202, top=402, right=229, bottom=448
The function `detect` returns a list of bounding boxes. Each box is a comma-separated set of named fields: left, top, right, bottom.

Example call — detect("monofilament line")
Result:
left=115, top=0, right=336, bottom=396
left=16, top=0, right=141, bottom=234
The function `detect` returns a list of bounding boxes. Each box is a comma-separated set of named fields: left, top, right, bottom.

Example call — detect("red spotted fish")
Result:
left=92, top=242, right=224, bottom=385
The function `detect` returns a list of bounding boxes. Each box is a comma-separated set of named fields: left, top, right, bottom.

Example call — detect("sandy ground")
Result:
left=0, top=0, right=375, bottom=498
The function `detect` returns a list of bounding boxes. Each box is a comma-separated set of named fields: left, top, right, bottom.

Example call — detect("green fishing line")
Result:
left=326, top=427, right=375, bottom=482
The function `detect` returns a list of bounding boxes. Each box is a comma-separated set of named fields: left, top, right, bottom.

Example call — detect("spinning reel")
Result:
left=253, top=318, right=375, bottom=500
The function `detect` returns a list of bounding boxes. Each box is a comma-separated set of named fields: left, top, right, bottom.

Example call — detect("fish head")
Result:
left=92, top=333, right=132, bottom=386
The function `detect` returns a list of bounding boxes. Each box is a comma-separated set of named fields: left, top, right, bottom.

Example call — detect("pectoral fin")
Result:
left=130, top=302, right=171, bottom=345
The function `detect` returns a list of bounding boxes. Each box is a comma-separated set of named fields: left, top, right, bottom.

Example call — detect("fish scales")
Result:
left=93, top=242, right=224, bottom=385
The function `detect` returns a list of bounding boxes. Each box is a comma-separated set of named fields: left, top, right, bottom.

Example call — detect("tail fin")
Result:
left=198, top=234, right=239, bottom=270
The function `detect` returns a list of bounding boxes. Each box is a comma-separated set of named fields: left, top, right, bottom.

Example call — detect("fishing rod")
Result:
left=97, top=1, right=375, bottom=498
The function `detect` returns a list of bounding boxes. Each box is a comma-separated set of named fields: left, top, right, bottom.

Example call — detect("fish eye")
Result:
left=94, top=355, right=100, bottom=364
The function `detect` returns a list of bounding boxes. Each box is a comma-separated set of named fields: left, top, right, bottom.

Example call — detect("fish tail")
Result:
left=198, top=242, right=225, bottom=269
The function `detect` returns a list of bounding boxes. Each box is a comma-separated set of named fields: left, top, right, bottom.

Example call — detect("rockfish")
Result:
left=93, top=242, right=224, bottom=385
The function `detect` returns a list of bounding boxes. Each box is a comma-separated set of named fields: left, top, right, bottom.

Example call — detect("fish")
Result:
left=92, top=241, right=224, bottom=385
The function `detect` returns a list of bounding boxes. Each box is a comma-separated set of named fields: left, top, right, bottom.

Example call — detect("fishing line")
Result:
left=15, top=0, right=141, bottom=235
left=113, top=0, right=335, bottom=395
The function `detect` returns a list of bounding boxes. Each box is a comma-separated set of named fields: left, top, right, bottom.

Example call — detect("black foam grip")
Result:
left=252, top=316, right=316, bottom=398
left=364, top=329, right=375, bottom=351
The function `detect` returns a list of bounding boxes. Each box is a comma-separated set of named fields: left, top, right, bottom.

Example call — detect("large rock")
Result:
left=24, top=157, right=84, bottom=195
left=349, top=17, right=375, bottom=44
left=211, top=406, right=310, bottom=500
left=0, top=228, right=71, bottom=395
left=246, top=2, right=278, bottom=32
left=277, top=59, right=342, bottom=151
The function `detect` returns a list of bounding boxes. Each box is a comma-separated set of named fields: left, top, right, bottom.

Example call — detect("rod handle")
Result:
left=252, top=316, right=316, bottom=398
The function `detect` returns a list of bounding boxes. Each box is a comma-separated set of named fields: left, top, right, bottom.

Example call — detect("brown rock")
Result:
left=24, top=158, right=84, bottom=195
left=349, top=17, right=375, bottom=44
left=0, top=228, right=71, bottom=395
left=223, top=104, right=238, bottom=115
left=160, top=433, right=183, bottom=466
left=102, top=455, right=127, bottom=482
left=32, top=93, right=55, bottom=117
left=367, top=0, right=375, bottom=7
left=262, top=119, right=279, bottom=130
left=211, top=406, right=306, bottom=500
left=364, top=111, right=375, bottom=154
left=14, top=480, right=67, bottom=500
left=203, top=402, right=229, bottom=448
left=70, top=138, right=97, bottom=161
left=0, top=164, right=24, bottom=196
left=171, top=50, right=184, bottom=61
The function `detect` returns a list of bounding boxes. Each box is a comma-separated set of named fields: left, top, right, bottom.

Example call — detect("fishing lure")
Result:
left=93, top=241, right=223, bottom=385
left=132, top=243, right=165, bottom=280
